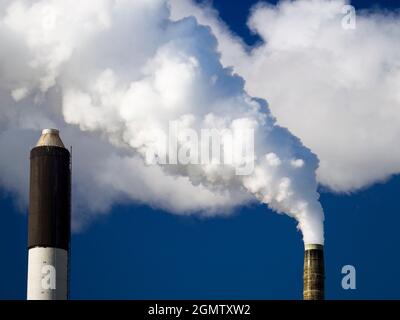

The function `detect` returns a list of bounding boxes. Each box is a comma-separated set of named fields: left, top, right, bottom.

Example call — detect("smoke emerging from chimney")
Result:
left=0, top=0, right=324, bottom=244
left=170, top=0, right=400, bottom=194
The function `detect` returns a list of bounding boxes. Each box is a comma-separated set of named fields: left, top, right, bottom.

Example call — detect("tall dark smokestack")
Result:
left=303, top=244, right=325, bottom=300
left=27, top=129, right=71, bottom=300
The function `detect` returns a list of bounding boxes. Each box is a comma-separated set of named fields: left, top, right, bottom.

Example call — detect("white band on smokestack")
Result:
left=27, top=248, right=68, bottom=300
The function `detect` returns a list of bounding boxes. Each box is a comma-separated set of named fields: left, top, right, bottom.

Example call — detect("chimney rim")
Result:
left=41, top=128, right=60, bottom=135
left=305, top=244, right=324, bottom=251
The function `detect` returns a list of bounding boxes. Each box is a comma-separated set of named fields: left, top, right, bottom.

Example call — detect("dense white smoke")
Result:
left=170, top=0, right=400, bottom=192
left=0, top=0, right=324, bottom=244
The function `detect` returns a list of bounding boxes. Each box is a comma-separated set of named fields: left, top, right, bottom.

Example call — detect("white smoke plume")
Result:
left=170, top=0, right=400, bottom=193
left=0, top=0, right=324, bottom=244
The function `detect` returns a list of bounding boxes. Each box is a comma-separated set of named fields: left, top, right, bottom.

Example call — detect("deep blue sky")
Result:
left=1, top=0, right=400, bottom=300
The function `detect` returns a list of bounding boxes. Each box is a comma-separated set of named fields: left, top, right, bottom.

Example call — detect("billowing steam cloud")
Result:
left=170, top=0, right=400, bottom=192
left=0, top=0, right=324, bottom=244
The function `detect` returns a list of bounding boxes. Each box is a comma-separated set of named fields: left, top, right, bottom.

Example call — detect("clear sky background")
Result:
left=1, top=0, right=400, bottom=300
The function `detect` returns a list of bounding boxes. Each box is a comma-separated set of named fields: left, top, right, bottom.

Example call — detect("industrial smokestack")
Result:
left=27, top=129, right=71, bottom=300
left=303, top=244, right=325, bottom=300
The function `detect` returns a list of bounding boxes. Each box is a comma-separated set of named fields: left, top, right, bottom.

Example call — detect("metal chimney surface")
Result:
left=303, top=244, right=325, bottom=300
left=36, top=128, right=65, bottom=148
